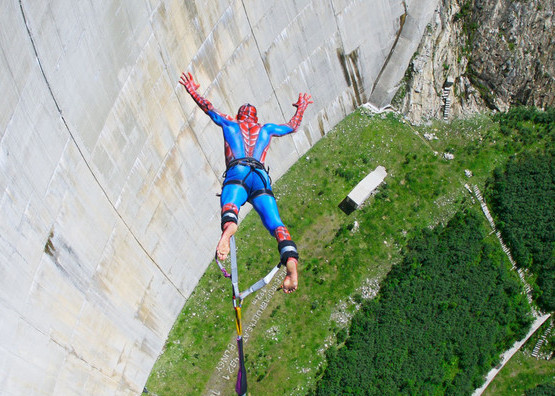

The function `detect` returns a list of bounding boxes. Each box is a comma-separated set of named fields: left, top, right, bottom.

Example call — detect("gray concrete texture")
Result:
left=1, top=0, right=438, bottom=394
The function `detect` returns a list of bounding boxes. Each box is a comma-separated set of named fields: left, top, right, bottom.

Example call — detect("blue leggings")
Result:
left=220, top=165, right=284, bottom=235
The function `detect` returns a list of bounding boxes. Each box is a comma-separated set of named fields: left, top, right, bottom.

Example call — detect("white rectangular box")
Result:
left=339, top=166, right=387, bottom=214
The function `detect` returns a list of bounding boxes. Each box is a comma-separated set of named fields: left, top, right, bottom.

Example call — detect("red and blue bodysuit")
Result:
left=180, top=73, right=312, bottom=265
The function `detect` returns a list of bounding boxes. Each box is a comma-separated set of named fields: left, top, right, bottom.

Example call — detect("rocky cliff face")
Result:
left=397, top=0, right=554, bottom=123
left=468, top=0, right=554, bottom=110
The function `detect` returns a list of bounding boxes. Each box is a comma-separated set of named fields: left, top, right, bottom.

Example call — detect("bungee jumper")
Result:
left=179, top=72, right=312, bottom=294
left=180, top=72, right=311, bottom=395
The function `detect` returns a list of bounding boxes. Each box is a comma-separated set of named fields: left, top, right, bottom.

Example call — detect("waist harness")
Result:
left=223, top=157, right=274, bottom=203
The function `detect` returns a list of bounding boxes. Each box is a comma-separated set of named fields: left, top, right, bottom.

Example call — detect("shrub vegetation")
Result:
left=314, top=209, right=532, bottom=395
left=486, top=107, right=555, bottom=311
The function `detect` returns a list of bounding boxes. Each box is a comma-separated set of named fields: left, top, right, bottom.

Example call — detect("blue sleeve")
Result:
left=265, top=123, right=295, bottom=137
left=207, top=110, right=235, bottom=127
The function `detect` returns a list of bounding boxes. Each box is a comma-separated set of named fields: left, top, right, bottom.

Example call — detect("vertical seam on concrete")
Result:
left=239, top=0, right=286, bottom=121
left=145, top=3, right=224, bottom=214
left=371, top=0, right=408, bottom=96
left=329, top=0, right=346, bottom=54
left=18, top=0, right=185, bottom=298
left=329, top=0, right=355, bottom=99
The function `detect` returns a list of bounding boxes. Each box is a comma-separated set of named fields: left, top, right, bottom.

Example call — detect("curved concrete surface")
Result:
left=0, top=1, right=437, bottom=393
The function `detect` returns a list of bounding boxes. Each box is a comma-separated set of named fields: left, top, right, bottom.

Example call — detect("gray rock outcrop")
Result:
left=397, top=0, right=554, bottom=123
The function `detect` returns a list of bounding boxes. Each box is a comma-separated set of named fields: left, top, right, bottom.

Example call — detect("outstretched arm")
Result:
left=266, top=93, right=313, bottom=136
left=286, top=93, right=313, bottom=132
left=179, top=72, right=214, bottom=114
left=179, top=72, right=235, bottom=126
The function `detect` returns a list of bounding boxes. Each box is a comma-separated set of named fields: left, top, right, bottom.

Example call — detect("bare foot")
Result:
left=282, top=258, right=298, bottom=293
left=216, top=222, right=238, bottom=261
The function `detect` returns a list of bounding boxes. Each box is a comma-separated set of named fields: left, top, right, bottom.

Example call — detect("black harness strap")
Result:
left=248, top=188, right=274, bottom=202
left=226, top=157, right=266, bottom=171
left=222, top=157, right=273, bottom=203
left=223, top=179, right=247, bottom=188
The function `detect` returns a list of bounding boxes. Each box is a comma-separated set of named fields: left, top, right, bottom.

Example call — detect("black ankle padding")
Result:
left=278, top=240, right=299, bottom=265
left=221, top=210, right=238, bottom=230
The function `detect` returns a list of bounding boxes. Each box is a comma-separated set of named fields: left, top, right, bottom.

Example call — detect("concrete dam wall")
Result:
left=0, top=0, right=438, bottom=394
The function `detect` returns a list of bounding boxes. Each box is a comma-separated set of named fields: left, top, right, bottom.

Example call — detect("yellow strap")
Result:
left=235, top=306, right=243, bottom=336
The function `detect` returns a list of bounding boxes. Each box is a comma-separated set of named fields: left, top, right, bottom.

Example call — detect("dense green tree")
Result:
left=525, top=383, right=555, bottom=396
left=487, top=152, right=554, bottom=311
left=314, top=209, right=531, bottom=395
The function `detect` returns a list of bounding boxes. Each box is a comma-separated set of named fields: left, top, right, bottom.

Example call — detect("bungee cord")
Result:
left=215, top=236, right=283, bottom=395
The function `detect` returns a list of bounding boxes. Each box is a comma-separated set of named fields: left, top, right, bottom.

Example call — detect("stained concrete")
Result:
left=0, top=0, right=438, bottom=393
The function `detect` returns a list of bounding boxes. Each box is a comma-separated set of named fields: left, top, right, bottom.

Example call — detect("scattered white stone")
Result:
left=351, top=221, right=359, bottom=232
left=443, top=153, right=455, bottom=160
left=330, top=301, right=352, bottom=326
left=359, top=278, right=380, bottom=300
left=465, top=169, right=473, bottom=177
left=423, top=132, right=438, bottom=140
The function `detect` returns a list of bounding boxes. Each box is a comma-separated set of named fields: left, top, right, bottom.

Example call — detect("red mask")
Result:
left=237, top=104, right=258, bottom=123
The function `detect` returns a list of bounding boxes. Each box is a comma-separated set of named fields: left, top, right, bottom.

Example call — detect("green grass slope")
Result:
left=146, top=108, right=552, bottom=395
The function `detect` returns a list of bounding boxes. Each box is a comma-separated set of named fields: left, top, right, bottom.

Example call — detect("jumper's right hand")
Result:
left=179, top=72, right=200, bottom=94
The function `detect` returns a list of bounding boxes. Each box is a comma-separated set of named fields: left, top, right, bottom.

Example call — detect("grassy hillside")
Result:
left=483, top=350, right=554, bottom=396
left=146, top=108, right=552, bottom=395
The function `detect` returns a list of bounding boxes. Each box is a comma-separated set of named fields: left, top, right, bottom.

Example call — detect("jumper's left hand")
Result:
left=179, top=72, right=200, bottom=94
left=293, top=93, right=313, bottom=108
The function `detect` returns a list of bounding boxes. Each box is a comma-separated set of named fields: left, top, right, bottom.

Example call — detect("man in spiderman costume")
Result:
left=180, top=72, right=312, bottom=293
